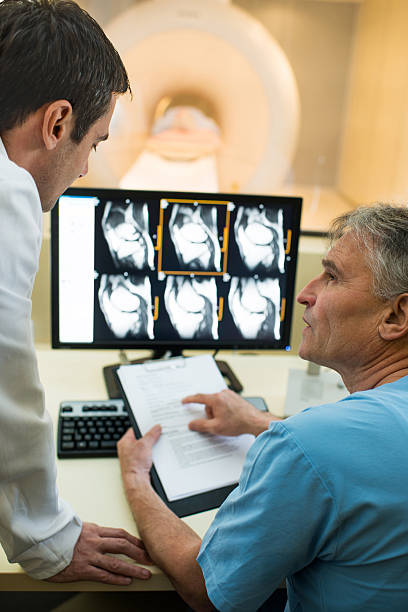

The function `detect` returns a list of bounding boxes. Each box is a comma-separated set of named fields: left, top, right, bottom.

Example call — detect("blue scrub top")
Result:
left=198, top=376, right=408, bottom=612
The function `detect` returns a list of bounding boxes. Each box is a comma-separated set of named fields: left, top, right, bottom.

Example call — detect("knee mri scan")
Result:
left=234, top=206, right=285, bottom=274
left=228, top=277, right=281, bottom=340
left=101, top=200, right=155, bottom=271
left=164, top=275, right=218, bottom=340
left=94, top=195, right=289, bottom=343
left=98, top=274, right=154, bottom=339
left=168, top=203, right=221, bottom=272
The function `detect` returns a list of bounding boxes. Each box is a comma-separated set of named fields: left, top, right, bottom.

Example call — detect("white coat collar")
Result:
left=0, top=136, right=8, bottom=159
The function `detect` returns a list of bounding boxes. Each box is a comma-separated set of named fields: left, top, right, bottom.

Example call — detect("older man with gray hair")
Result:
left=118, top=203, right=408, bottom=611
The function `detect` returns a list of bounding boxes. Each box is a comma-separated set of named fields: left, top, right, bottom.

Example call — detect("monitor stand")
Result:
left=103, top=350, right=243, bottom=399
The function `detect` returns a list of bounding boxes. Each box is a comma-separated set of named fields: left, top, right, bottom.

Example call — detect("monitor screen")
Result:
left=51, top=188, right=302, bottom=352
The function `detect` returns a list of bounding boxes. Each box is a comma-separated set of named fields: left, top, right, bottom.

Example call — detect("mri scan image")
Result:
left=234, top=206, right=285, bottom=274
left=98, top=274, right=154, bottom=339
left=101, top=201, right=155, bottom=271
left=168, top=204, right=221, bottom=271
left=164, top=275, right=218, bottom=339
left=228, top=277, right=281, bottom=340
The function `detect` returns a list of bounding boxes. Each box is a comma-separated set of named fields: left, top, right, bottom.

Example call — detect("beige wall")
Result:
left=234, top=0, right=359, bottom=188
left=337, top=0, right=408, bottom=205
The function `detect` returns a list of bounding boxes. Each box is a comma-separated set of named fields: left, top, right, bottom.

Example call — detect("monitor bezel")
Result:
left=51, top=187, right=302, bottom=352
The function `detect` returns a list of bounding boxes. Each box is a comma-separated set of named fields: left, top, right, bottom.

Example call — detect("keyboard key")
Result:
left=61, top=442, right=74, bottom=450
left=101, top=440, right=117, bottom=449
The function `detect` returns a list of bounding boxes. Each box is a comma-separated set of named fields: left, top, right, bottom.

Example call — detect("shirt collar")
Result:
left=0, top=137, right=8, bottom=159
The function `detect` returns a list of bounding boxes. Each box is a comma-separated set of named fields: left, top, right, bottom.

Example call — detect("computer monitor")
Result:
left=51, top=187, right=302, bottom=395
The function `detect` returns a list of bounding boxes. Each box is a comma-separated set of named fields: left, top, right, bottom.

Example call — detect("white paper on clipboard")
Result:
left=116, top=355, right=254, bottom=501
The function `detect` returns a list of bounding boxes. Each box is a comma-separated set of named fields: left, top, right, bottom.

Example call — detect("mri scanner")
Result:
left=86, top=0, right=300, bottom=194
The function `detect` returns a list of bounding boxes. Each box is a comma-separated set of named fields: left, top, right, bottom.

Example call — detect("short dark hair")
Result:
left=0, top=0, right=130, bottom=142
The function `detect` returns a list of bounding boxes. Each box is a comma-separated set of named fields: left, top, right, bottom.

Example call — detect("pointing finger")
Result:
left=182, top=393, right=212, bottom=405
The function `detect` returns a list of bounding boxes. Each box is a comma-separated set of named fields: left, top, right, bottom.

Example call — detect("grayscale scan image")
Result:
left=168, top=204, right=221, bottom=271
left=164, top=275, right=218, bottom=339
left=101, top=201, right=155, bottom=271
left=234, top=206, right=285, bottom=274
left=228, top=277, right=281, bottom=340
left=98, top=274, right=154, bottom=339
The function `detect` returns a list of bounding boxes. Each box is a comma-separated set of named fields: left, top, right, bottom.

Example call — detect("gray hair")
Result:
left=328, top=203, right=408, bottom=301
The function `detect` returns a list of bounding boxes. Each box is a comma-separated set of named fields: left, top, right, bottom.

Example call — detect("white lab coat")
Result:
left=0, top=137, right=81, bottom=579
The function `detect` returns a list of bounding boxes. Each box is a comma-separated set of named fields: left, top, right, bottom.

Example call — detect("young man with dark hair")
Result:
left=0, top=0, right=153, bottom=584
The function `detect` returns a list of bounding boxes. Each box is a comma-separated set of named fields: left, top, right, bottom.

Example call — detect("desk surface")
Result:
left=0, top=348, right=307, bottom=591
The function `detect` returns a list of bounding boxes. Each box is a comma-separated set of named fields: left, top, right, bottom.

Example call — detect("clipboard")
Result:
left=114, top=362, right=239, bottom=518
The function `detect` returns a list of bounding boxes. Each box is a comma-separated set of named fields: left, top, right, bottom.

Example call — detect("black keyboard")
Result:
left=57, top=399, right=131, bottom=458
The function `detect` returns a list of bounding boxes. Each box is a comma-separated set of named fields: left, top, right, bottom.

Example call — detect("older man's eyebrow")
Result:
left=321, top=258, right=342, bottom=276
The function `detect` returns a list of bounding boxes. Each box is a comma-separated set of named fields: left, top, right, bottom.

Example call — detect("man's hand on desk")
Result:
left=46, top=522, right=153, bottom=585
left=118, top=425, right=162, bottom=491
left=183, top=389, right=281, bottom=437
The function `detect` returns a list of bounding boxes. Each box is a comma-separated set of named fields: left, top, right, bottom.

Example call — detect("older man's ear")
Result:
left=379, top=294, right=408, bottom=341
